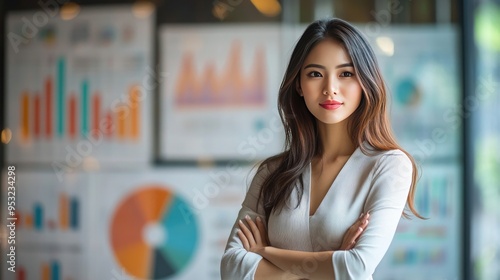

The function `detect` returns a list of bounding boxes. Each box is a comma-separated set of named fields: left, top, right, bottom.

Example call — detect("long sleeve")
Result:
left=332, top=151, right=413, bottom=279
left=220, top=164, right=270, bottom=280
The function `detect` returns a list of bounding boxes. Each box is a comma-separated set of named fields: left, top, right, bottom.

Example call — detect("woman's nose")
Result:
left=323, top=80, right=339, bottom=96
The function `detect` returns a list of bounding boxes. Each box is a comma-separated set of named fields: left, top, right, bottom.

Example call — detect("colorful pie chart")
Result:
left=110, top=186, right=199, bottom=279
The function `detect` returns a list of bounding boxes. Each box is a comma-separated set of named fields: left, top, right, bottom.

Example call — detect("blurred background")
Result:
left=0, top=0, right=498, bottom=279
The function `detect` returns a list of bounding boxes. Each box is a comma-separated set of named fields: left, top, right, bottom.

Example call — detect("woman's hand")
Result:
left=340, top=212, right=370, bottom=250
left=237, top=215, right=269, bottom=255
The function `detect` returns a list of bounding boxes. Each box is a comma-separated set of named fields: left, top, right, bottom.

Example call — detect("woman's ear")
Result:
left=295, top=80, right=303, bottom=97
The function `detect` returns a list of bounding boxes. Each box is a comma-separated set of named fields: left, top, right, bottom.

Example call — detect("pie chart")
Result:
left=110, top=186, right=199, bottom=279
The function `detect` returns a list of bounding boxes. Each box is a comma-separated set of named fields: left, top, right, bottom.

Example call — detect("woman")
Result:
left=220, top=18, right=421, bottom=279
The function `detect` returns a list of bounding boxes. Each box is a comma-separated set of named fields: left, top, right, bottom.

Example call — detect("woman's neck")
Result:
left=316, top=120, right=356, bottom=163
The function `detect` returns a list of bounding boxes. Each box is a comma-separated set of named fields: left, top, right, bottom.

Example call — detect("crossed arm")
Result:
left=237, top=213, right=371, bottom=280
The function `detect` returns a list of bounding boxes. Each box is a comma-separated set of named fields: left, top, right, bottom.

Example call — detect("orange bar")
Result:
left=34, top=94, right=40, bottom=137
left=117, top=106, right=127, bottom=139
left=59, top=193, right=69, bottom=230
left=25, top=214, right=33, bottom=228
left=45, top=78, right=52, bottom=138
left=130, top=86, right=140, bottom=140
left=69, top=94, right=77, bottom=139
left=21, top=92, right=29, bottom=141
left=92, top=93, right=100, bottom=138
left=42, top=263, right=50, bottom=280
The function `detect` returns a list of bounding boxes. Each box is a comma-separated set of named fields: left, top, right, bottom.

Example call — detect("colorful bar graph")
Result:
left=19, top=86, right=142, bottom=141
left=21, top=92, right=29, bottom=141
left=69, top=94, right=77, bottom=139
left=175, top=43, right=266, bottom=108
left=82, top=80, right=89, bottom=136
left=59, top=194, right=69, bottom=230
left=23, top=194, right=79, bottom=232
left=57, top=58, right=65, bottom=137
left=70, top=197, right=79, bottom=229
left=45, top=78, right=52, bottom=138
left=17, top=64, right=141, bottom=142
left=34, top=93, right=40, bottom=137
left=34, top=203, right=43, bottom=230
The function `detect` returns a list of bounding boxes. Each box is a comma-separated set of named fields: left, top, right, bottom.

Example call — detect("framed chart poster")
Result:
left=1, top=169, right=91, bottom=280
left=87, top=167, right=250, bottom=279
left=159, top=25, right=285, bottom=161
left=5, top=5, right=154, bottom=167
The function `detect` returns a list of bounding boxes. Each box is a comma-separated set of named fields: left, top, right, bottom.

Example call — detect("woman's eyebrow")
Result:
left=303, top=62, right=354, bottom=69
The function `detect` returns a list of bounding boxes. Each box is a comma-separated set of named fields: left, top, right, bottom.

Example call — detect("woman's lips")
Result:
left=320, top=100, right=343, bottom=110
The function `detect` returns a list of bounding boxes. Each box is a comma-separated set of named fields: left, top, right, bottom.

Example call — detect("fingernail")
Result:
left=236, top=228, right=240, bottom=233
left=364, top=220, right=368, bottom=225
left=245, top=215, right=250, bottom=220
left=359, top=213, right=364, bottom=218
left=239, top=220, right=243, bottom=224
left=256, top=216, right=261, bottom=222
left=358, top=227, right=363, bottom=232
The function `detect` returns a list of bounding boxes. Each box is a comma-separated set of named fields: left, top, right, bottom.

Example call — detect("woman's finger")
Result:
left=350, top=217, right=370, bottom=245
left=350, top=226, right=363, bottom=244
left=356, top=220, right=369, bottom=242
left=358, top=212, right=370, bottom=223
left=340, top=213, right=371, bottom=250
left=358, top=212, right=365, bottom=221
left=354, top=212, right=369, bottom=233
left=245, top=215, right=262, bottom=244
left=238, top=219, right=256, bottom=247
left=237, top=229, right=249, bottom=250
left=345, top=218, right=369, bottom=248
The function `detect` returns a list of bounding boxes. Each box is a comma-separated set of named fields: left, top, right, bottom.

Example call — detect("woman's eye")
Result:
left=340, top=72, right=353, bottom=77
left=307, top=71, right=322, bottom=78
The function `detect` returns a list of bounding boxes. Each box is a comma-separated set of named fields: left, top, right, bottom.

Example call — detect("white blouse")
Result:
left=220, top=146, right=413, bottom=279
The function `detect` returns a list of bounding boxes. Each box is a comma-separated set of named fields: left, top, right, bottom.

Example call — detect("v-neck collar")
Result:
left=307, top=145, right=361, bottom=218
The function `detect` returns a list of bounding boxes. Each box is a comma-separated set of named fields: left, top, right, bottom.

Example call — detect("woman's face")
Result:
left=299, top=38, right=363, bottom=125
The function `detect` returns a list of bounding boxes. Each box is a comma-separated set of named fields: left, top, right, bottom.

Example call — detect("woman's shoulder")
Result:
left=359, top=143, right=412, bottom=168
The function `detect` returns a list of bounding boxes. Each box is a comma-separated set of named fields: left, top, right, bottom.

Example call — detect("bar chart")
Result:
left=18, top=68, right=142, bottom=142
left=9, top=256, right=81, bottom=280
left=175, top=42, right=266, bottom=108
left=15, top=193, right=80, bottom=231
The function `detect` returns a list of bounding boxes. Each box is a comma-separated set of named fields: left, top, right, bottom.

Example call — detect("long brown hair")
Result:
left=257, top=18, right=423, bottom=221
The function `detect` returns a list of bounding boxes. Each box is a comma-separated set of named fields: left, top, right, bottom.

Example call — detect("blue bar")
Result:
left=34, top=203, right=43, bottom=230
left=51, top=261, right=60, bottom=280
left=70, top=198, right=79, bottom=229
